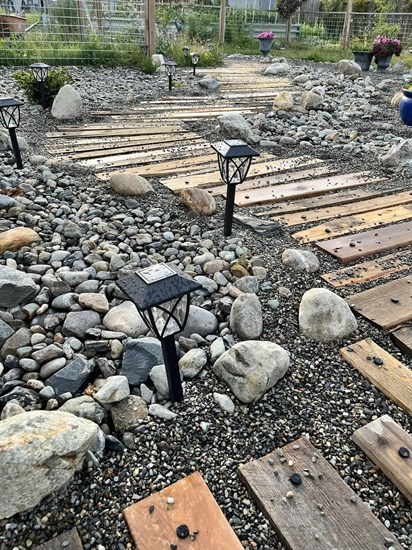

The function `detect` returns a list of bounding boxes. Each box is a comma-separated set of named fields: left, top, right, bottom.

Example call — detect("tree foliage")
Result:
left=277, top=0, right=306, bottom=18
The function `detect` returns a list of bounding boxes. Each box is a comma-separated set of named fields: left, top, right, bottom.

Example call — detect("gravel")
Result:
left=0, top=56, right=411, bottom=550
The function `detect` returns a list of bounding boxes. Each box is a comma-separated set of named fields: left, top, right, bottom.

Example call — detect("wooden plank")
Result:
left=123, top=472, right=243, bottom=550
left=321, top=250, right=412, bottom=288
left=340, top=338, right=412, bottom=413
left=257, top=187, right=406, bottom=217
left=162, top=157, right=324, bottom=192
left=346, top=275, right=412, bottom=330
left=208, top=165, right=332, bottom=196
left=292, top=205, right=412, bottom=243
left=352, top=415, right=412, bottom=501
left=238, top=437, right=402, bottom=550
left=33, top=528, right=83, bottom=550
left=63, top=137, right=205, bottom=160
left=235, top=172, right=386, bottom=207
left=277, top=190, right=412, bottom=226
left=391, top=326, right=412, bottom=357
left=95, top=154, right=218, bottom=180
left=79, top=143, right=210, bottom=169
left=316, top=222, right=412, bottom=263
left=46, top=126, right=185, bottom=139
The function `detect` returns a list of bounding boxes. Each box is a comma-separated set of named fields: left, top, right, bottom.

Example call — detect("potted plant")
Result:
left=372, top=35, right=403, bottom=71
left=349, top=35, right=373, bottom=72
left=399, top=75, right=412, bottom=126
left=256, top=31, right=276, bottom=57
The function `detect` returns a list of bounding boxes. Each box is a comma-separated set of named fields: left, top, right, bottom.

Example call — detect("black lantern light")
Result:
left=117, top=263, right=201, bottom=403
left=211, top=139, right=260, bottom=237
left=141, top=44, right=149, bottom=55
left=29, top=63, right=50, bottom=109
left=182, top=46, right=190, bottom=57
left=191, top=52, right=200, bottom=76
left=164, top=60, right=177, bottom=91
left=0, top=97, right=24, bottom=169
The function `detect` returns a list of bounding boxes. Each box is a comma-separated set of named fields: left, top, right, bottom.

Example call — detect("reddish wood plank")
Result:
left=123, top=472, right=243, bottom=550
left=238, top=437, right=402, bottom=550
left=316, top=222, right=412, bottom=263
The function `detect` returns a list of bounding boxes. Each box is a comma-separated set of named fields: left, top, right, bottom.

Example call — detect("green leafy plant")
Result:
left=12, top=68, right=74, bottom=106
left=349, top=35, right=372, bottom=51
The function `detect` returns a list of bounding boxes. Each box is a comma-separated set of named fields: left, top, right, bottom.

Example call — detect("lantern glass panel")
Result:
left=142, top=295, right=189, bottom=339
left=0, top=104, right=20, bottom=129
left=191, top=53, right=200, bottom=64
left=218, top=156, right=252, bottom=185
left=30, top=64, right=49, bottom=82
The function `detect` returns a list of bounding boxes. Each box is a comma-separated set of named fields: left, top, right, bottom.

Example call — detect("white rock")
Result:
left=264, top=62, right=289, bottom=75
left=213, top=392, right=235, bottom=414
left=299, top=288, right=358, bottom=343
left=338, top=59, right=362, bottom=77
left=103, top=301, right=148, bottom=338
left=210, top=337, right=226, bottom=363
left=110, top=173, right=153, bottom=196
left=149, top=404, right=177, bottom=420
left=94, top=375, right=130, bottom=404
left=282, top=249, right=320, bottom=272
left=229, top=293, right=263, bottom=340
left=152, top=54, right=164, bottom=67
left=149, top=364, right=170, bottom=400
left=379, top=138, right=412, bottom=167
left=213, top=341, right=289, bottom=403
left=217, top=113, right=260, bottom=145
left=51, top=84, right=83, bottom=120
left=273, top=91, right=294, bottom=110
left=0, top=411, right=98, bottom=519
left=178, top=348, right=207, bottom=379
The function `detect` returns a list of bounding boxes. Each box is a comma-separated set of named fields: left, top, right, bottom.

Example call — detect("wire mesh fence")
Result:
left=0, top=0, right=411, bottom=66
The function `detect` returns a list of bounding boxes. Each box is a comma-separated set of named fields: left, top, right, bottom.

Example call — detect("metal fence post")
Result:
left=219, top=0, right=226, bottom=43
left=145, top=0, right=156, bottom=56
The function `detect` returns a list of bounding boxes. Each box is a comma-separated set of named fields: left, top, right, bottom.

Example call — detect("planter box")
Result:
left=0, top=14, right=28, bottom=37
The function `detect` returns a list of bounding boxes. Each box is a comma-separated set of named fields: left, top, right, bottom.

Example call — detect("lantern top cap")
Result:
left=211, top=139, right=260, bottom=159
left=0, top=97, right=23, bottom=109
left=164, top=59, right=177, bottom=66
left=116, top=262, right=201, bottom=310
left=29, top=62, right=50, bottom=68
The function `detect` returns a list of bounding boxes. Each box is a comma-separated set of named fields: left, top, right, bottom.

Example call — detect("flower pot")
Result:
left=399, top=89, right=412, bottom=126
left=0, top=14, right=27, bottom=37
left=375, top=54, right=393, bottom=71
left=352, top=51, right=373, bottom=71
left=258, top=38, right=273, bottom=57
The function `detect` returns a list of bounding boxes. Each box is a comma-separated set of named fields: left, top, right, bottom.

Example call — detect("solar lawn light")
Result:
left=211, top=139, right=260, bottom=237
left=0, top=97, right=24, bottom=169
left=191, top=52, right=200, bottom=76
left=29, top=63, right=50, bottom=109
left=183, top=46, right=190, bottom=57
left=141, top=44, right=149, bottom=55
left=164, top=60, right=177, bottom=91
left=116, top=263, right=202, bottom=403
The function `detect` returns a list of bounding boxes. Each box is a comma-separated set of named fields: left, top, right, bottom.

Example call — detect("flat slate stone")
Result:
left=120, top=337, right=164, bottom=386
left=0, top=318, right=14, bottom=347
left=46, top=357, right=96, bottom=397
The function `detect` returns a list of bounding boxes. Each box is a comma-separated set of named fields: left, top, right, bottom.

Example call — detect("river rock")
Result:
left=62, top=310, right=101, bottom=339
left=59, top=395, right=105, bottom=424
left=301, top=91, right=323, bottom=110
left=45, top=356, right=97, bottom=396
left=178, top=348, right=207, bottom=378
left=299, top=288, right=358, bottom=342
left=213, top=341, right=289, bottom=403
left=120, top=337, right=164, bottom=386
left=264, top=62, right=289, bottom=75
left=51, top=84, right=83, bottom=120
left=217, top=113, right=260, bottom=145
left=103, top=301, right=148, bottom=338
left=338, top=59, right=362, bottom=77
left=0, top=410, right=98, bottom=519
left=273, top=91, right=294, bottom=110
left=0, top=266, right=37, bottom=308
left=0, top=228, right=40, bottom=255
left=178, top=305, right=218, bottom=338
left=149, top=364, right=170, bottom=399
left=94, top=375, right=130, bottom=404
left=110, top=173, right=153, bottom=196
left=180, top=188, right=216, bottom=216
left=110, top=395, right=148, bottom=434
left=282, top=249, right=320, bottom=272
left=379, top=138, right=412, bottom=167
left=78, top=293, right=109, bottom=313
left=0, top=318, right=14, bottom=347
left=229, top=293, right=263, bottom=340
left=198, top=76, right=221, bottom=91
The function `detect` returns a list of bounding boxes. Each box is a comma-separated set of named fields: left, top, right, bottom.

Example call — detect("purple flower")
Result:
left=372, top=35, right=403, bottom=58
left=256, top=31, right=276, bottom=39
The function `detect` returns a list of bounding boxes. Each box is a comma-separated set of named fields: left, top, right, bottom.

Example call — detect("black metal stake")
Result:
left=8, top=127, right=23, bottom=169
left=161, top=334, right=183, bottom=403
left=168, top=74, right=172, bottom=91
left=39, top=82, right=47, bottom=109
left=193, top=65, right=196, bottom=76
left=224, top=184, right=236, bottom=237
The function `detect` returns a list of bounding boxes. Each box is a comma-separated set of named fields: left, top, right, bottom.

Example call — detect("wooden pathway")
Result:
left=238, top=437, right=403, bottom=549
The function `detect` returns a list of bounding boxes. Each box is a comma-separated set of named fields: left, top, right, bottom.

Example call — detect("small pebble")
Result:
left=167, top=497, right=175, bottom=505
left=286, top=491, right=293, bottom=499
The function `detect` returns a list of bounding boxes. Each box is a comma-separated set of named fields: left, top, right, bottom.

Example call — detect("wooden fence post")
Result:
left=341, top=0, right=353, bottom=49
left=219, top=0, right=226, bottom=43
left=145, top=0, right=156, bottom=56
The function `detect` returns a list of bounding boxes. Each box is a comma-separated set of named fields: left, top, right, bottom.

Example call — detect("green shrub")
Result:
left=12, top=68, right=74, bottom=106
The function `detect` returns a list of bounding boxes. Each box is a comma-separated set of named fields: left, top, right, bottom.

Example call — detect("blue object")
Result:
left=399, top=89, right=412, bottom=126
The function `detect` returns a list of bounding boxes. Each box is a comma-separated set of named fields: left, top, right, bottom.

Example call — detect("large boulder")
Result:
left=51, top=84, right=83, bottom=120
left=299, top=288, right=358, bottom=342
left=273, top=91, right=294, bottom=110
left=301, top=91, right=323, bottom=110
left=180, top=188, right=216, bottom=216
left=379, top=138, right=412, bottom=167
left=229, top=293, right=263, bottom=340
left=0, top=228, right=40, bottom=255
left=213, top=341, right=289, bottom=403
left=110, top=173, right=153, bottom=196
left=0, top=265, right=37, bottom=308
left=264, top=62, right=289, bottom=75
left=198, top=76, right=221, bottom=91
left=0, top=410, right=98, bottom=519
left=217, top=113, right=260, bottom=145
left=338, top=59, right=362, bottom=77
left=103, top=301, right=148, bottom=338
